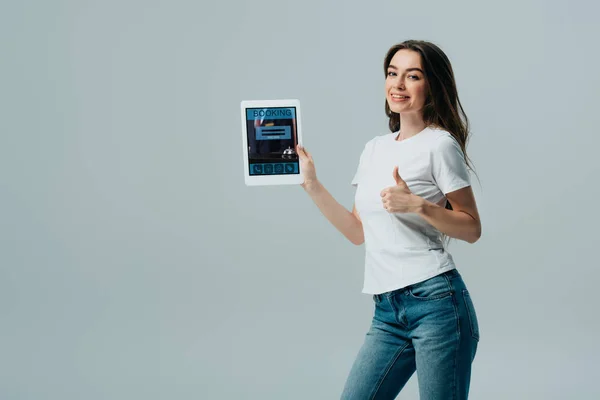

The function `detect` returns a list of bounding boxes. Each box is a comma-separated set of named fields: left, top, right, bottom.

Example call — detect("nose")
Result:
left=394, top=76, right=405, bottom=90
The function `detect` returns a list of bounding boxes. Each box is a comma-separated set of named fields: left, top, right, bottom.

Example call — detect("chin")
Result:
left=388, top=104, right=409, bottom=114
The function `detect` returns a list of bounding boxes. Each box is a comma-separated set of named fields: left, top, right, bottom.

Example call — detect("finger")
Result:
left=393, top=166, right=404, bottom=185
left=296, top=145, right=307, bottom=159
left=300, top=145, right=313, bottom=160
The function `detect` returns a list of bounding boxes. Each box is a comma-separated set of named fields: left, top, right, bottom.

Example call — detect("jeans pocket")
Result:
left=407, top=274, right=453, bottom=300
left=462, top=289, right=480, bottom=341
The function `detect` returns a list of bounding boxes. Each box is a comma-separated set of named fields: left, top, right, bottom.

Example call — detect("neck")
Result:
left=396, top=112, right=427, bottom=141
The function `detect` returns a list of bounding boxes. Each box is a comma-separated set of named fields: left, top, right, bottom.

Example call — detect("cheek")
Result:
left=412, top=85, right=427, bottom=103
left=384, top=79, right=393, bottom=93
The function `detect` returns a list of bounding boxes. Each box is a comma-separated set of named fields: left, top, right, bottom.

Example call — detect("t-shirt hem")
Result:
left=361, top=265, right=457, bottom=295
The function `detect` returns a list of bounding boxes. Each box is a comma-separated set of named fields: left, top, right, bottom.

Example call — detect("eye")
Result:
left=387, top=71, right=397, bottom=77
left=409, top=75, right=420, bottom=80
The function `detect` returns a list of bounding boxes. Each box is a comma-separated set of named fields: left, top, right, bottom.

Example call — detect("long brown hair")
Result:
left=384, top=40, right=476, bottom=176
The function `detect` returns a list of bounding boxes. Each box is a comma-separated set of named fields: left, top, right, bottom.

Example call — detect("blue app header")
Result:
left=247, top=107, right=296, bottom=120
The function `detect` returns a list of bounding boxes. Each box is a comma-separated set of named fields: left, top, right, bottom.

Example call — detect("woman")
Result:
left=296, top=40, right=481, bottom=399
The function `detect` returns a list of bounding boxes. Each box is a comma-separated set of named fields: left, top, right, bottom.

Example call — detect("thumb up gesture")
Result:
left=380, top=166, right=422, bottom=213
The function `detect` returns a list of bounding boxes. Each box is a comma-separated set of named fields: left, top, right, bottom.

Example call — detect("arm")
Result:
left=296, top=144, right=364, bottom=245
left=415, top=185, right=481, bottom=244
left=303, top=180, right=364, bottom=245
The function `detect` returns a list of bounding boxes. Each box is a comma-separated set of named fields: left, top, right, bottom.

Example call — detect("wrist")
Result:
left=302, top=178, right=321, bottom=193
left=414, top=195, right=431, bottom=215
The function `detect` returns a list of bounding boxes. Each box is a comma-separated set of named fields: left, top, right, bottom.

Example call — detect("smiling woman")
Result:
left=297, top=39, right=482, bottom=399
left=385, top=53, right=428, bottom=118
left=383, top=41, right=474, bottom=171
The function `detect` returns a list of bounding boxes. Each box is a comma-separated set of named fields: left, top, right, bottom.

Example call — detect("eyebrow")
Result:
left=388, top=65, right=424, bottom=73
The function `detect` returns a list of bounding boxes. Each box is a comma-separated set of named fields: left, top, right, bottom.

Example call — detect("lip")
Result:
left=390, top=94, right=410, bottom=102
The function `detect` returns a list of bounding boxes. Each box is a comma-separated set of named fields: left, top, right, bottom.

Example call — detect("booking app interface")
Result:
left=246, top=107, right=299, bottom=176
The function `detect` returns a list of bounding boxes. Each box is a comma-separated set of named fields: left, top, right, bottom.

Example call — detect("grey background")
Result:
left=1, top=0, right=598, bottom=399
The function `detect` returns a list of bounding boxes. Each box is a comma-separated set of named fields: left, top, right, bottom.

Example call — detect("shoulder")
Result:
left=427, top=127, right=463, bottom=153
left=360, top=132, right=395, bottom=153
left=368, top=132, right=395, bottom=145
left=426, top=126, right=455, bottom=142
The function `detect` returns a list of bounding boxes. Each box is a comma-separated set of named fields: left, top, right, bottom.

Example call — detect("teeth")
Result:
left=392, top=95, right=408, bottom=99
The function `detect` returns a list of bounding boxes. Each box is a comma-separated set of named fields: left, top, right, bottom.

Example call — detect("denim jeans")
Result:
left=340, top=269, right=480, bottom=400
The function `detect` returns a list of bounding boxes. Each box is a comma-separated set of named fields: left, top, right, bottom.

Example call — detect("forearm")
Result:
left=416, top=197, right=481, bottom=244
left=303, top=180, right=364, bottom=245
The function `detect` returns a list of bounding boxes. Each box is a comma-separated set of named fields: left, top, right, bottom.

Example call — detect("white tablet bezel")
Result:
left=240, top=99, right=304, bottom=186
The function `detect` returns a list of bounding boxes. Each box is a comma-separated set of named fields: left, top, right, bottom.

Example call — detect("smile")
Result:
left=391, top=94, right=410, bottom=102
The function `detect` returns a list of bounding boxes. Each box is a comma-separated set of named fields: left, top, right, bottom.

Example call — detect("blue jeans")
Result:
left=340, top=269, right=480, bottom=400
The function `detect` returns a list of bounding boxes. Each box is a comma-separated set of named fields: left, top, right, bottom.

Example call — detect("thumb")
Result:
left=297, top=144, right=312, bottom=160
left=393, top=166, right=404, bottom=185
left=296, top=144, right=305, bottom=158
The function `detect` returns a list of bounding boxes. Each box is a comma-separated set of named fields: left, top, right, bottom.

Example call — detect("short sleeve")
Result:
left=431, top=135, right=471, bottom=195
left=351, top=141, right=372, bottom=186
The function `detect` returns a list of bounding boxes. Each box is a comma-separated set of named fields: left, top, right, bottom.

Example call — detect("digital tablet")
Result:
left=240, top=99, right=304, bottom=186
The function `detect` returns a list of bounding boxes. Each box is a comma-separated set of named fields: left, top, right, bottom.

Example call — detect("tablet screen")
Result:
left=245, top=107, right=299, bottom=176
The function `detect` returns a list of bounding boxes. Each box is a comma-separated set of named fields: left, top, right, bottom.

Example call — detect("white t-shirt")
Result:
left=352, top=126, right=471, bottom=295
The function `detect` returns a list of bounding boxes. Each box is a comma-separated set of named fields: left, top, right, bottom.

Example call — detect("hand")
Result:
left=380, top=166, right=423, bottom=213
left=296, top=144, right=318, bottom=189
